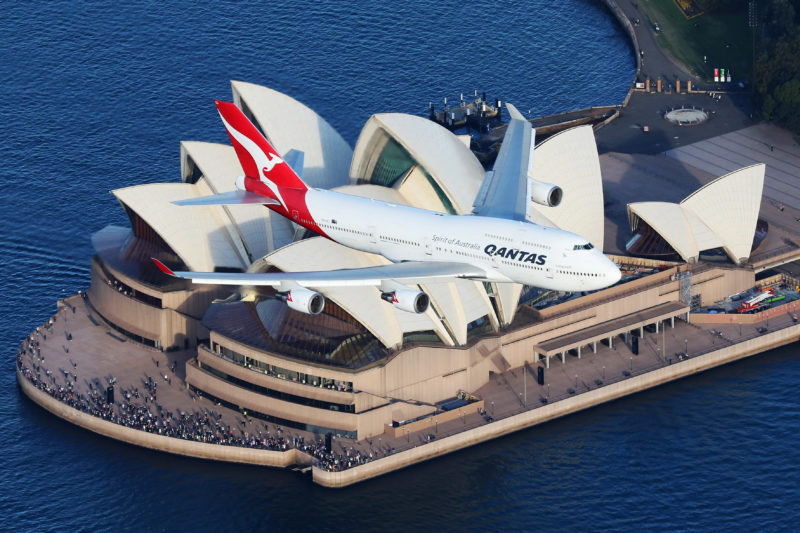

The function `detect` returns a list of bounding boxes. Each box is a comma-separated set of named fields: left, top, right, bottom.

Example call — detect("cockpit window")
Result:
left=573, top=243, right=594, bottom=250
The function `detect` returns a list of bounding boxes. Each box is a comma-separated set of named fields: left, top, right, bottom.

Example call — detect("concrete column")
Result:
left=609, top=336, right=613, bottom=349
left=546, top=354, right=550, bottom=369
left=671, top=316, right=675, bottom=328
left=624, top=332, right=629, bottom=343
left=640, top=326, right=644, bottom=337
left=560, top=352, right=565, bottom=364
left=686, top=312, right=690, bottom=323
left=592, top=341, right=597, bottom=353
left=577, top=346, right=582, bottom=359
left=655, top=321, right=659, bottom=333
left=676, top=80, right=681, bottom=93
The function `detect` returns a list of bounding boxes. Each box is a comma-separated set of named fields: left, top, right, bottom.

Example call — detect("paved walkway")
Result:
left=596, top=91, right=754, bottom=155
left=610, top=0, right=699, bottom=83
left=595, top=1, right=756, bottom=155
left=665, top=123, right=800, bottom=210
left=18, top=290, right=800, bottom=472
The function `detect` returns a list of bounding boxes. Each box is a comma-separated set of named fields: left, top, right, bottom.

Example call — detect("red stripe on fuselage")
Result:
left=243, top=177, right=329, bottom=239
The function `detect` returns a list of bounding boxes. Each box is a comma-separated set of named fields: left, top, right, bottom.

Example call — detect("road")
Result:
left=614, top=0, right=700, bottom=85
left=595, top=1, right=755, bottom=154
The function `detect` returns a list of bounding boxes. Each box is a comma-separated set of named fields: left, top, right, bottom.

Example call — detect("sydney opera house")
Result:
left=86, top=81, right=767, bottom=441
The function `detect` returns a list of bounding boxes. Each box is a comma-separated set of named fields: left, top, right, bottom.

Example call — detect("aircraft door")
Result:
left=424, top=236, right=433, bottom=256
left=545, top=266, right=554, bottom=279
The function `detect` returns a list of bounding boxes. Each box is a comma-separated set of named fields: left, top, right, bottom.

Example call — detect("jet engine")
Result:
left=529, top=180, right=563, bottom=207
left=381, top=289, right=430, bottom=314
left=277, top=288, right=325, bottom=315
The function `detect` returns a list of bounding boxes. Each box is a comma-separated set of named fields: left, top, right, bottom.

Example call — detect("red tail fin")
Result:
left=214, top=100, right=307, bottom=192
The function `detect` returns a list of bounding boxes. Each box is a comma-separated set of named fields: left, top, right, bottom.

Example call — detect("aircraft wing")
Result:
left=472, top=103, right=534, bottom=221
left=152, top=258, right=487, bottom=288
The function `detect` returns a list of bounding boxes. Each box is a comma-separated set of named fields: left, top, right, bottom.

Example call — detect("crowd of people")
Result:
left=17, top=330, right=379, bottom=472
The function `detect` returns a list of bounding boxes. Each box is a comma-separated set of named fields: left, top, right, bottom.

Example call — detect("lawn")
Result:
left=636, top=0, right=753, bottom=84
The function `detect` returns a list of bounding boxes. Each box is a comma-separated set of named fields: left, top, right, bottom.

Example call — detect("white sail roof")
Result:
left=627, top=164, right=765, bottom=263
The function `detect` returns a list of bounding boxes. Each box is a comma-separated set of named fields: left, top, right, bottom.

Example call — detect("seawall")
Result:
left=16, top=365, right=312, bottom=469
left=312, top=323, right=800, bottom=487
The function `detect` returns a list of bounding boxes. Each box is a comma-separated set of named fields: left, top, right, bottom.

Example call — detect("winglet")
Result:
left=152, top=258, right=176, bottom=277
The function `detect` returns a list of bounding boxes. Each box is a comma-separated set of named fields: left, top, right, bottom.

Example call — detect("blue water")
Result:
left=1, top=1, right=797, bottom=531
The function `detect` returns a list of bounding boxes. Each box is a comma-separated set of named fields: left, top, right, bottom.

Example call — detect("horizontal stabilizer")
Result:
left=172, top=190, right=280, bottom=207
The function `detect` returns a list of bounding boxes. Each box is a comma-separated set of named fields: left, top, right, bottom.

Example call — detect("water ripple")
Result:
left=3, top=1, right=798, bottom=531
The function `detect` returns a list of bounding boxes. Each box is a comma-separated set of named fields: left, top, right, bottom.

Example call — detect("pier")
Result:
left=429, top=91, right=501, bottom=131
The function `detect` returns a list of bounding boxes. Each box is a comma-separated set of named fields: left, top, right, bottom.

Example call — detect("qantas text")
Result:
left=484, top=244, right=547, bottom=265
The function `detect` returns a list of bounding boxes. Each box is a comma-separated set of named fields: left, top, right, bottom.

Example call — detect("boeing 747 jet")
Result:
left=153, top=100, right=621, bottom=315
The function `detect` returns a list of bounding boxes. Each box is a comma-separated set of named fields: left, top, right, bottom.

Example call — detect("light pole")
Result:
left=602, top=365, right=606, bottom=380
left=684, top=338, right=688, bottom=354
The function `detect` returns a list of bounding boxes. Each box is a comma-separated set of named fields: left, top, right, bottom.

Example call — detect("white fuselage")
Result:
left=302, top=188, right=621, bottom=292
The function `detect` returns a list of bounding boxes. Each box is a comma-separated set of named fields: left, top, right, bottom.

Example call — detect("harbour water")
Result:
left=1, top=1, right=798, bottom=530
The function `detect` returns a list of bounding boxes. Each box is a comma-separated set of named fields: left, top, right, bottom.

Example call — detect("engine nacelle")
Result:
left=381, top=289, right=429, bottom=314
left=277, top=288, right=325, bottom=315
left=530, top=180, right=563, bottom=207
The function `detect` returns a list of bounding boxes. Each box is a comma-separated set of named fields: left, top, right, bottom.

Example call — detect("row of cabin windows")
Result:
left=318, top=222, right=368, bottom=238
left=500, top=259, right=545, bottom=271
left=441, top=247, right=483, bottom=260
left=556, top=269, right=602, bottom=277
left=522, top=240, right=551, bottom=250
left=380, top=235, right=420, bottom=247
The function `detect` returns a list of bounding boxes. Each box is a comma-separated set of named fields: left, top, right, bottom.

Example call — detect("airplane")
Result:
left=152, top=99, right=621, bottom=315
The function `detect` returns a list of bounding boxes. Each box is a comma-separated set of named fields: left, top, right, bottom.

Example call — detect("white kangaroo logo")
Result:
left=261, top=153, right=284, bottom=177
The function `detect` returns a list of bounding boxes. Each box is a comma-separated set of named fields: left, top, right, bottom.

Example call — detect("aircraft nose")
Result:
left=607, top=261, right=622, bottom=285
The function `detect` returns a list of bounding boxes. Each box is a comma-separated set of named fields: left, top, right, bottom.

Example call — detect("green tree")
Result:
left=753, top=0, right=800, bottom=132
left=695, top=0, right=742, bottom=13
left=772, top=78, right=800, bottom=130
left=763, top=0, right=796, bottom=37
